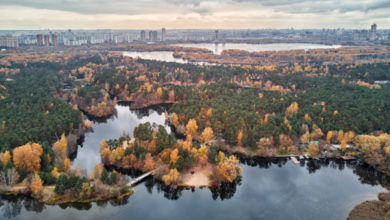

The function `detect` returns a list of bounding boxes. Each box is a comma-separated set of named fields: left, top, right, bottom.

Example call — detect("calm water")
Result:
left=0, top=104, right=388, bottom=220
left=123, top=51, right=188, bottom=64
left=123, top=43, right=341, bottom=63
left=72, top=104, right=171, bottom=171
left=173, top=43, right=341, bottom=55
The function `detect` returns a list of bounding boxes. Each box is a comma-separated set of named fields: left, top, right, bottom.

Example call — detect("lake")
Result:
left=0, top=104, right=388, bottom=220
left=123, top=43, right=341, bottom=63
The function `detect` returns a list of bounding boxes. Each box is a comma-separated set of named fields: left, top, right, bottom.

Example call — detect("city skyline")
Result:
left=0, top=0, right=390, bottom=30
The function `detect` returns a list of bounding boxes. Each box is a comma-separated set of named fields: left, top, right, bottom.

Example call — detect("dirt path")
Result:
left=181, top=164, right=212, bottom=187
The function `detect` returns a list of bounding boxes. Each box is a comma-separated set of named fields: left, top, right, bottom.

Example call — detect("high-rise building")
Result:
left=149, top=31, right=157, bottom=42
left=162, top=28, right=166, bottom=41
left=51, top=34, right=58, bottom=46
left=371, top=24, right=377, bottom=33
left=0, top=35, right=19, bottom=48
left=370, top=23, right=377, bottom=40
left=140, top=30, right=146, bottom=41
left=44, top=34, right=50, bottom=46
left=37, top=34, right=43, bottom=46
left=215, top=30, right=219, bottom=41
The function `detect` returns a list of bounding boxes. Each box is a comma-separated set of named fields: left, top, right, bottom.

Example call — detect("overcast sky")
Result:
left=0, top=0, right=389, bottom=30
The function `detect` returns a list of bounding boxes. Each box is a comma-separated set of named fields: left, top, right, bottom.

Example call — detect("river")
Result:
left=0, top=104, right=388, bottom=220
left=173, top=43, right=341, bottom=55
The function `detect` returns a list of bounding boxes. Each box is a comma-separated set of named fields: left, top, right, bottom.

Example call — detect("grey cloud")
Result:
left=0, top=0, right=389, bottom=20
left=232, top=0, right=390, bottom=14
left=0, top=0, right=215, bottom=15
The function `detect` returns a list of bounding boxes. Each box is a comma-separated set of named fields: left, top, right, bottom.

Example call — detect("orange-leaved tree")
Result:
left=13, top=143, right=43, bottom=172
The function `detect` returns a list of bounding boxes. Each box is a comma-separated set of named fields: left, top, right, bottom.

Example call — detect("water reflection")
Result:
left=239, top=156, right=390, bottom=188
left=1, top=158, right=389, bottom=220
left=210, top=177, right=242, bottom=200
left=71, top=105, right=170, bottom=171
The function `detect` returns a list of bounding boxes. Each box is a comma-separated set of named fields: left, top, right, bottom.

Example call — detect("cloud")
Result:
left=232, top=0, right=390, bottom=14
left=0, top=0, right=389, bottom=29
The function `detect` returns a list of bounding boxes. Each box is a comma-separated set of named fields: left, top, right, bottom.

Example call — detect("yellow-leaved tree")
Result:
left=170, top=149, right=179, bottom=164
left=217, top=155, right=242, bottom=183
left=257, top=137, right=272, bottom=156
left=186, top=119, right=198, bottom=137
left=237, top=129, right=244, bottom=146
left=13, top=143, right=43, bottom=172
left=170, top=113, right=179, bottom=128
left=285, top=102, right=299, bottom=118
left=0, top=150, right=11, bottom=165
left=64, top=158, right=71, bottom=172
left=200, top=127, right=214, bottom=143
left=51, top=167, right=58, bottom=178
left=308, top=143, right=319, bottom=157
left=30, top=173, right=43, bottom=195
left=162, top=168, right=179, bottom=185
left=52, top=133, right=68, bottom=170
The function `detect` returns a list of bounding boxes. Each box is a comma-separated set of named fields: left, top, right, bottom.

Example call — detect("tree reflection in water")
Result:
left=1, top=158, right=390, bottom=219
left=0, top=195, right=34, bottom=219
left=210, top=177, right=242, bottom=200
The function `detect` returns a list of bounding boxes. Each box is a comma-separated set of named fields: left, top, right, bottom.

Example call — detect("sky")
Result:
left=0, top=0, right=389, bottom=30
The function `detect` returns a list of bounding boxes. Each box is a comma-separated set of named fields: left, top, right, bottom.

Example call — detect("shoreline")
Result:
left=0, top=184, right=133, bottom=205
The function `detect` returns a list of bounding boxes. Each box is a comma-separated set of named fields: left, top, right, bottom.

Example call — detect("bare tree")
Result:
left=0, top=168, right=20, bottom=188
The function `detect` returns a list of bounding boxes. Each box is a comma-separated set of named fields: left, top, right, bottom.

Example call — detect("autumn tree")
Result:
left=285, top=102, right=299, bottom=118
left=304, top=113, right=312, bottom=121
left=198, top=145, right=209, bottom=157
left=310, top=125, right=324, bottom=140
left=30, top=173, right=43, bottom=195
left=343, top=131, right=355, bottom=144
left=81, top=182, right=92, bottom=199
left=170, top=113, right=179, bottom=128
left=52, top=133, right=68, bottom=169
left=308, top=143, right=319, bottom=157
left=111, top=147, right=125, bottom=163
left=93, top=163, right=102, bottom=179
left=279, top=134, right=293, bottom=147
left=51, top=167, right=58, bottom=178
left=217, top=155, right=242, bottom=183
left=300, top=131, right=310, bottom=144
left=354, top=135, right=381, bottom=157
left=100, top=139, right=112, bottom=164
left=0, top=150, right=11, bottom=165
left=170, top=148, right=179, bottom=165
left=13, top=143, right=43, bottom=172
left=257, top=137, right=272, bottom=156
left=162, top=168, right=179, bottom=185
left=217, top=151, right=225, bottom=164
left=64, top=158, right=71, bottom=172
left=237, top=129, right=244, bottom=146
left=186, top=119, right=198, bottom=137
left=206, top=108, right=213, bottom=118
left=326, top=131, right=334, bottom=144
left=200, top=127, right=214, bottom=143
left=182, top=139, right=192, bottom=152
left=143, top=153, right=155, bottom=171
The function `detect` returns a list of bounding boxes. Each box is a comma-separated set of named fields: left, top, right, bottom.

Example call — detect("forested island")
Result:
left=1, top=45, right=390, bottom=217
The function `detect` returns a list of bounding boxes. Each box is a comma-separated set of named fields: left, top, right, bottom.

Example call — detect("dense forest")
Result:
left=169, top=77, right=390, bottom=150
left=0, top=65, right=81, bottom=150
